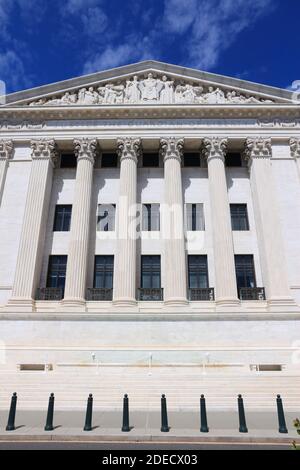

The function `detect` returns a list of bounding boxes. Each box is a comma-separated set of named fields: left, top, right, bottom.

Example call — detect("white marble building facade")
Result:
left=0, top=61, right=300, bottom=371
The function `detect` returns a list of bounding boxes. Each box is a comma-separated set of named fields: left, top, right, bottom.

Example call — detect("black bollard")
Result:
left=160, top=394, right=169, bottom=432
left=6, top=392, right=17, bottom=431
left=84, top=394, right=93, bottom=431
left=200, top=394, right=209, bottom=433
left=276, top=395, right=288, bottom=434
left=122, top=394, right=130, bottom=432
left=237, top=394, right=248, bottom=433
left=44, top=393, right=55, bottom=431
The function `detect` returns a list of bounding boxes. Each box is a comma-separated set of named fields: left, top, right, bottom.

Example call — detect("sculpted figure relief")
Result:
left=27, top=73, right=274, bottom=106
left=138, top=73, right=162, bottom=101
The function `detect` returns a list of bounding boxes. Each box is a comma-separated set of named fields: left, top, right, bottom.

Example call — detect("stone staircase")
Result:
left=0, top=367, right=299, bottom=411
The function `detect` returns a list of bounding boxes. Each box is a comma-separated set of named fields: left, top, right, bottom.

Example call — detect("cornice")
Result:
left=0, top=104, right=300, bottom=123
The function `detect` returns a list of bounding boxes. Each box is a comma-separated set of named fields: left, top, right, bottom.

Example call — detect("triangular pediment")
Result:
left=1, top=60, right=297, bottom=107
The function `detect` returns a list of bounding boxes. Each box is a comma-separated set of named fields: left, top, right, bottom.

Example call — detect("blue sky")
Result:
left=0, top=0, right=299, bottom=94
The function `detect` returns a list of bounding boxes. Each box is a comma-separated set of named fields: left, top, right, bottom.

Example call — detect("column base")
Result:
left=61, top=298, right=87, bottom=312
left=215, top=297, right=240, bottom=310
left=164, top=298, right=189, bottom=308
left=113, top=298, right=137, bottom=308
left=5, top=298, right=35, bottom=313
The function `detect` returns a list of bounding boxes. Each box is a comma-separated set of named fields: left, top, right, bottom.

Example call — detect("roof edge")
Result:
left=3, top=60, right=296, bottom=104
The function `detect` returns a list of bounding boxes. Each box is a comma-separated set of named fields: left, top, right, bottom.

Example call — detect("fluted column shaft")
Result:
left=203, top=138, right=239, bottom=305
left=113, top=138, right=141, bottom=306
left=10, top=140, right=57, bottom=306
left=245, top=137, right=293, bottom=305
left=0, top=140, right=13, bottom=206
left=63, top=139, right=97, bottom=306
left=161, top=138, right=187, bottom=306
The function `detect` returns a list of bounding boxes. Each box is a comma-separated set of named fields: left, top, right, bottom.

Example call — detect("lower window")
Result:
left=94, top=255, right=114, bottom=289
left=188, top=255, right=209, bottom=288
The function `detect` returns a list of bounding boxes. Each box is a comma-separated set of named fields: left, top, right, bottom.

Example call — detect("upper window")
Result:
left=53, top=205, right=72, bottom=232
left=143, top=153, right=159, bottom=168
left=225, top=153, right=242, bottom=167
left=230, top=204, right=249, bottom=231
left=60, top=153, right=77, bottom=168
left=97, top=204, right=116, bottom=231
left=183, top=153, right=201, bottom=167
left=185, top=204, right=205, bottom=231
left=142, top=204, right=160, bottom=231
left=101, top=153, right=118, bottom=168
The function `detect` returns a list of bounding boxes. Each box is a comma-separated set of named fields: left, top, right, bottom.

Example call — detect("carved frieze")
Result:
left=26, top=73, right=274, bottom=107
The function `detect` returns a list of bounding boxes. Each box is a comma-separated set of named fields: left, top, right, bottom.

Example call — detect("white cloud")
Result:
left=163, top=0, right=275, bottom=70
left=0, top=50, right=31, bottom=91
left=164, top=0, right=197, bottom=34
left=83, top=43, right=142, bottom=74
left=83, top=33, right=157, bottom=74
left=64, top=0, right=102, bottom=14
left=82, top=7, right=108, bottom=36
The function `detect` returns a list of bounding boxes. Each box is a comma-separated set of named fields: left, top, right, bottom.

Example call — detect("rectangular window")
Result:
left=94, top=255, right=114, bottom=288
left=235, top=255, right=256, bottom=290
left=142, top=204, right=160, bottom=231
left=184, top=153, right=201, bottom=167
left=188, top=255, right=209, bottom=289
left=46, top=255, right=67, bottom=290
left=230, top=204, right=249, bottom=231
left=185, top=204, right=205, bottom=231
left=143, top=153, right=159, bottom=167
left=226, top=153, right=242, bottom=167
left=101, top=153, right=118, bottom=168
left=97, top=204, right=116, bottom=231
left=60, top=153, right=77, bottom=168
left=53, top=205, right=72, bottom=232
left=141, top=255, right=161, bottom=289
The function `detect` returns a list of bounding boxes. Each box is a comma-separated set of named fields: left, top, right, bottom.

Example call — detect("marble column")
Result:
left=9, top=139, right=57, bottom=309
left=245, top=137, right=294, bottom=306
left=0, top=140, right=13, bottom=206
left=160, top=137, right=188, bottom=306
left=202, top=137, right=239, bottom=306
left=113, top=138, right=141, bottom=307
left=63, top=138, right=97, bottom=307
left=290, top=138, right=300, bottom=180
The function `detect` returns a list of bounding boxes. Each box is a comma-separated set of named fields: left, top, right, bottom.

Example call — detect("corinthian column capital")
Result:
left=31, top=139, right=58, bottom=166
left=244, top=137, right=272, bottom=164
left=160, top=137, right=184, bottom=163
left=116, top=138, right=142, bottom=163
left=202, top=137, right=228, bottom=162
left=0, top=140, right=13, bottom=161
left=74, top=138, right=97, bottom=165
left=290, top=138, right=300, bottom=159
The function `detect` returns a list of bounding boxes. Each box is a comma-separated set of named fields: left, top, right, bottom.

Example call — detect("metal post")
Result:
left=122, top=394, right=130, bottom=432
left=237, top=394, right=248, bottom=433
left=6, top=392, right=17, bottom=431
left=44, top=393, right=55, bottom=431
left=276, top=395, right=288, bottom=434
left=84, top=394, right=93, bottom=431
left=161, top=394, right=169, bottom=432
left=200, top=394, right=209, bottom=433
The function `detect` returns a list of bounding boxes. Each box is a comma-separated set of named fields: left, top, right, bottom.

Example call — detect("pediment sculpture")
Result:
left=28, top=73, right=274, bottom=107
